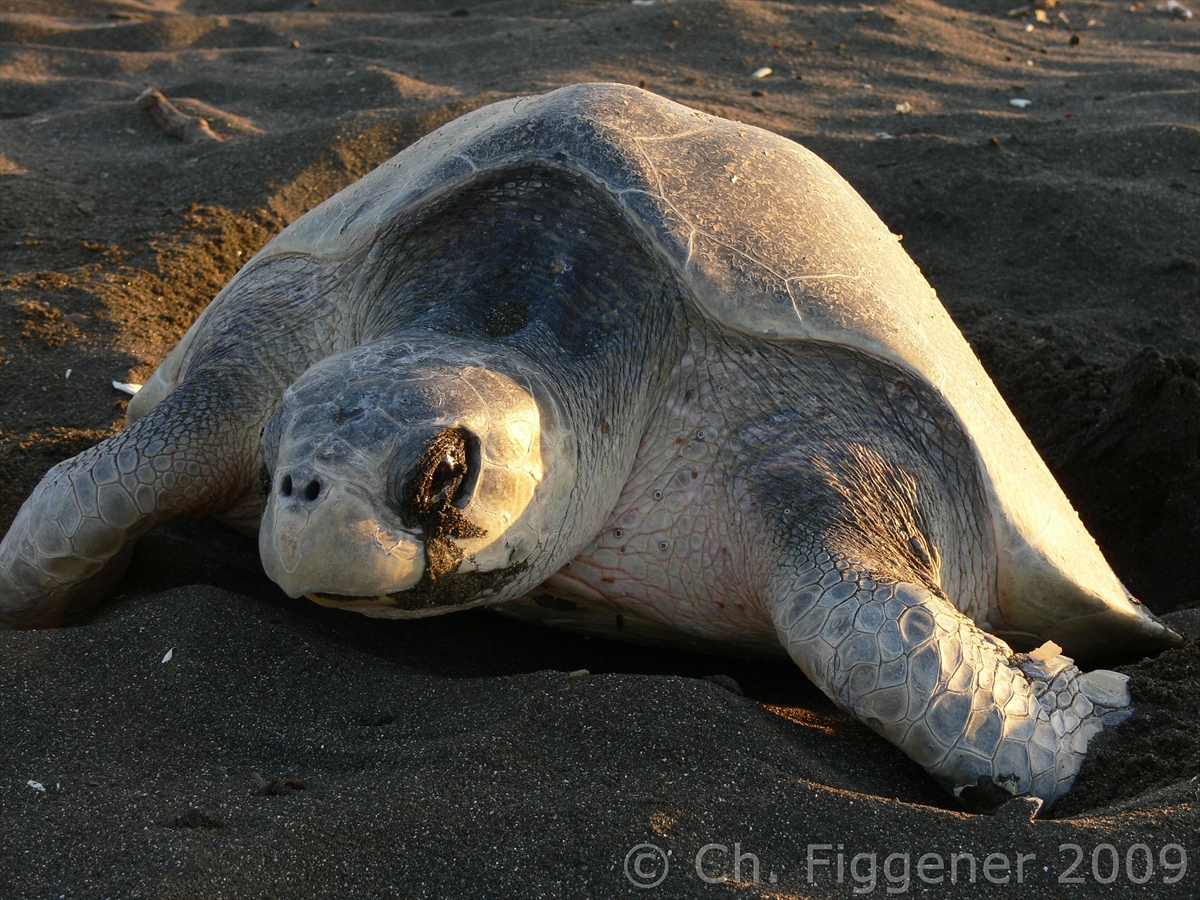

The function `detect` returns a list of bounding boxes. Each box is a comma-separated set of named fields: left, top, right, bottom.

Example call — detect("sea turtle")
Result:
left=0, top=83, right=1181, bottom=811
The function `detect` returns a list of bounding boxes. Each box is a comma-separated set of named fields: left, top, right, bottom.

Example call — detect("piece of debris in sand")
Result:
left=1156, top=0, right=1193, bottom=17
left=1010, top=98, right=1033, bottom=108
left=112, top=380, right=143, bottom=395
left=137, top=88, right=221, bottom=143
left=895, top=101, right=913, bottom=114
left=253, top=773, right=309, bottom=795
left=751, top=67, right=772, bottom=79
left=0, top=154, right=29, bottom=176
left=1009, top=0, right=1060, bottom=14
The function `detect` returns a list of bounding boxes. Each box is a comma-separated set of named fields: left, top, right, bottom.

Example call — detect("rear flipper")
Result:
left=0, top=376, right=262, bottom=627
left=769, top=571, right=1132, bottom=812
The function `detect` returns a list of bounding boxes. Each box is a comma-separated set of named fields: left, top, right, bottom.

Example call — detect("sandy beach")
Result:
left=0, top=1, right=1196, bottom=897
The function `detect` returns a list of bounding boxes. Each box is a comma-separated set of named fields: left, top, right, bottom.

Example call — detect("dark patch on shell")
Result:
left=481, top=299, right=529, bottom=337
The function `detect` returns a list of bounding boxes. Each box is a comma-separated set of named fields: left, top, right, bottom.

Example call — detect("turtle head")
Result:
left=258, top=341, right=575, bottom=616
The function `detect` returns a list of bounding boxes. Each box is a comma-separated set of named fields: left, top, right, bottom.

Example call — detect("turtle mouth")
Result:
left=302, top=587, right=457, bottom=615
left=305, top=591, right=402, bottom=609
left=303, top=561, right=534, bottom=617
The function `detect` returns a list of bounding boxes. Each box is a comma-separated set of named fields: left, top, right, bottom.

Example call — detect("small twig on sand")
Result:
left=136, top=88, right=221, bottom=143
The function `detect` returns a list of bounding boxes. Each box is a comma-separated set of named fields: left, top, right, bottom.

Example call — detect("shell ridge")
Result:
left=689, top=228, right=790, bottom=283
left=613, top=182, right=697, bottom=273
left=783, top=281, right=806, bottom=335
left=620, top=125, right=670, bottom=203
left=786, top=273, right=865, bottom=282
left=630, top=124, right=718, bottom=144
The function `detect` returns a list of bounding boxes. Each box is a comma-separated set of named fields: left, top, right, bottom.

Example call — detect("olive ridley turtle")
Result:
left=0, top=83, right=1181, bottom=811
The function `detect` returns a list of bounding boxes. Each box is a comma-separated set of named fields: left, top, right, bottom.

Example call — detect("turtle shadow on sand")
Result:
left=112, top=514, right=1200, bottom=821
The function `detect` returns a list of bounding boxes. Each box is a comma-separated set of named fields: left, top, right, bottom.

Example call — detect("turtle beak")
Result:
left=259, top=464, right=424, bottom=600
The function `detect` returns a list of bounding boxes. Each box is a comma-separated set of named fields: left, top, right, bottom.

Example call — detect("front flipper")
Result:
left=0, top=376, right=262, bottom=627
left=769, top=568, right=1132, bottom=811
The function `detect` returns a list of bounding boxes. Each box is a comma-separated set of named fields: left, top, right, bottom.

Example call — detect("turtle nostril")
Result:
left=278, top=471, right=321, bottom=502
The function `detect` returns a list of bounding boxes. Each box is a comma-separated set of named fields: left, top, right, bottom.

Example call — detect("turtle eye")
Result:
left=395, top=426, right=481, bottom=527
left=425, top=452, right=465, bottom=506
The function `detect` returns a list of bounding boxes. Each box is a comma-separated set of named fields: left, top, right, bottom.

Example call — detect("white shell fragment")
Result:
left=751, top=67, right=773, bottom=79
left=895, top=101, right=913, bottom=114
left=65, top=369, right=72, bottom=379
left=162, top=648, right=174, bottom=663
left=112, top=380, right=143, bottom=395
left=1010, top=98, right=1033, bottom=108
left=875, top=131, right=895, bottom=140
left=27, top=780, right=46, bottom=792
